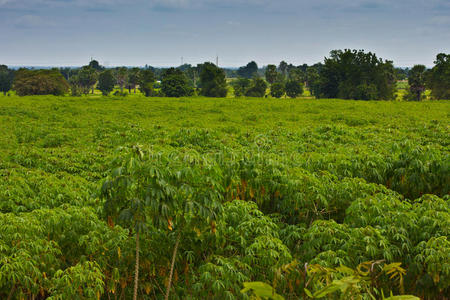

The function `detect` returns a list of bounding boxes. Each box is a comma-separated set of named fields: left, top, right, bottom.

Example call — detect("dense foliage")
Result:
left=237, top=61, right=258, bottom=79
left=0, top=95, right=448, bottom=299
left=13, top=69, right=69, bottom=96
left=4, top=50, right=449, bottom=101
left=0, top=65, right=14, bottom=95
left=426, top=53, right=450, bottom=100
left=199, top=62, right=228, bottom=97
left=138, top=69, right=156, bottom=97
left=317, top=49, right=396, bottom=100
left=161, top=68, right=194, bottom=97
left=408, top=65, right=427, bottom=101
left=285, top=79, right=303, bottom=98
left=270, top=81, right=285, bottom=98
left=97, top=70, right=115, bottom=96
left=245, top=77, right=268, bottom=97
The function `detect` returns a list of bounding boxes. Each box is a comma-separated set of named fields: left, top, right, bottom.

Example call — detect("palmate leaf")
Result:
left=383, top=296, right=419, bottom=300
left=241, top=282, right=285, bottom=300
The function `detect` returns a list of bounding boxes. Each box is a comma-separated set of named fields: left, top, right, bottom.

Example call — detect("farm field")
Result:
left=0, top=95, right=449, bottom=299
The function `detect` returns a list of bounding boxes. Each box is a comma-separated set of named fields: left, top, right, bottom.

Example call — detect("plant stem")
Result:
left=133, top=230, right=140, bottom=300
left=165, top=231, right=181, bottom=300
left=7, top=284, right=17, bottom=300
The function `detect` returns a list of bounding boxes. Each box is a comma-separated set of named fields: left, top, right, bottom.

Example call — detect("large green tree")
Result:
left=0, top=65, right=14, bottom=95
left=278, top=61, right=288, bottom=77
left=77, top=66, right=98, bottom=94
left=231, top=77, right=251, bottom=97
left=245, top=77, right=267, bottom=97
left=237, top=61, right=258, bottom=78
left=265, top=65, right=278, bottom=85
left=88, top=59, right=104, bottom=72
left=199, top=62, right=228, bottom=97
left=161, top=68, right=193, bottom=97
left=306, top=66, right=321, bottom=97
left=317, top=49, right=396, bottom=100
left=127, top=67, right=140, bottom=93
left=138, top=69, right=155, bottom=97
left=13, top=68, right=69, bottom=96
left=270, top=81, right=285, bottom=98
left=426, top=53, right=450, bottom=99
left=285, top=79, right=304, bottom=98
left=97, top=70, right=115, bottom=96
left=115, top=67, right=128, bottom=93
left=408, top=65, right=427, bottom=101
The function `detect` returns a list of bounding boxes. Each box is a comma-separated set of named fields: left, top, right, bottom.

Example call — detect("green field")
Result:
left=0, top=95, right=449, bottom=299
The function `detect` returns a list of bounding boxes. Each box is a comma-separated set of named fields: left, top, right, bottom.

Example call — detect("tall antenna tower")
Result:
left=216, top=55, right=219, bottom=67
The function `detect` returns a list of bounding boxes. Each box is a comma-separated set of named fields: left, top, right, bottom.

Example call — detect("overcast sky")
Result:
left=1, top=0, right=449, bottom=67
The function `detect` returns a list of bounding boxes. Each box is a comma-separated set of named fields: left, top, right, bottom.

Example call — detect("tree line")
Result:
left=1, top=50, right=449, bottom=100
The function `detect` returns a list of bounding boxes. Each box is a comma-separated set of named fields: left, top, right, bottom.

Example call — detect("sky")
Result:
left=0, top=0, right=449, bottom=67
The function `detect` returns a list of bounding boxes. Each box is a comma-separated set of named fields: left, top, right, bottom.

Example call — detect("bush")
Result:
left=113, top=90, right=128, bottom=97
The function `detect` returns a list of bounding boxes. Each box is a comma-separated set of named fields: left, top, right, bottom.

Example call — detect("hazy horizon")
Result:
left=1, top=0, right=449, bottom=68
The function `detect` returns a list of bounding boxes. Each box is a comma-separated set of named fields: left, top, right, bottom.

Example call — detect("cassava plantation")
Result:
left=0, top=95, right=448, bottom=299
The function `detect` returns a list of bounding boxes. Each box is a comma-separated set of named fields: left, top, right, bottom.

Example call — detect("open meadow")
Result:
left=0, top=95, right=449, bottom=299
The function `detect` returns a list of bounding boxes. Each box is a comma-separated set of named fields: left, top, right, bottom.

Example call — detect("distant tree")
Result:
left=407, top=65, right=427, bottom=101
left=77, top=66, right=98, bottom=94
left=288, top=67, right=305, bottom=82
left=199, top=62, right=228, bottom=97
left=265, top=65, right=278, bottom=85
left=353, top=83, right=379, bottom=100
left=306, top=67, right=320, bottom=97
left=161, top=68, right=193, bottom=97
left=245, top=77, right=267, bottom=97
left=115, top=67, right=128, bottom=93
left=299, top=63, right=308, bottom=72
left=13, top=68, right=69, bottom=96
left=231, top=77, right=251, bottom=97
left=278, top=61, right=288, bottom=77
left=59, top=67, right=77, bottom=81
left=68, top=75, right=82, bottom=96
left=185, top=65, right=199, bottom=88
left=138, top=69, right=155, bottom=97
left=88, top=59, right=104, bottom=72
left=97, top=70, right=115, bottom=96
left=426, top=53, right=450, bottom=99
left=270, top=81, right=285, bottom=98
left=178, top=63, right=192, bottom=72
left=237, top=61, right=258, bottom=79
left=395, top=67, right=409, bottom=81
left=127, top=67, right=140, bottom=93
left=317, top=49, right=396, bottom=100
left=0, top=65, right=14, bottom=95
left=285, top=79, right=304, bottom=98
